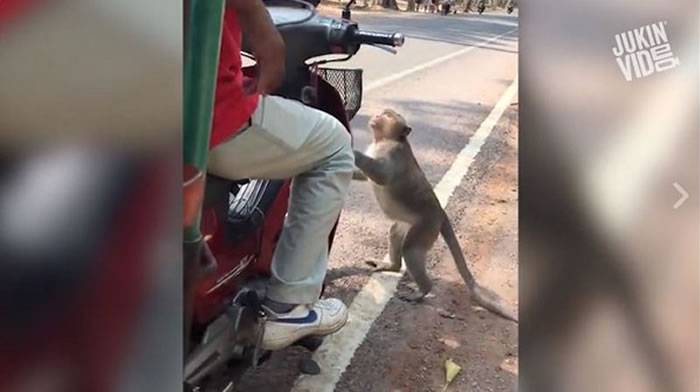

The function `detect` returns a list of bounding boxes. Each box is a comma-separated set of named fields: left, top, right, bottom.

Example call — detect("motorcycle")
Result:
left=477, top=0, right=486, bottom=14
left=183, top=0, right=404, bottom=389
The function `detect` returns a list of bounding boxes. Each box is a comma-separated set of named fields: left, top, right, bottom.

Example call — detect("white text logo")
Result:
left=613, top=21, right=680, bottom=81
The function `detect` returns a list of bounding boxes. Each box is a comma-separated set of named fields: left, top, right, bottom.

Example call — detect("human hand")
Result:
left=251, top=29, right=285, bottom=95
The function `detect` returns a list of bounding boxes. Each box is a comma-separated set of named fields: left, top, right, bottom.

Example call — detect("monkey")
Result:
left=353, top=109, right=517, bottom=322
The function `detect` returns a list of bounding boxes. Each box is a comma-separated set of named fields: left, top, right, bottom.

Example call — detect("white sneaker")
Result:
left=262, top=298, right=348, bottom=351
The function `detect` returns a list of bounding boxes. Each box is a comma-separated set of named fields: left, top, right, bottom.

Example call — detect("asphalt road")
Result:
left=224, top=8, right=518, bottom=392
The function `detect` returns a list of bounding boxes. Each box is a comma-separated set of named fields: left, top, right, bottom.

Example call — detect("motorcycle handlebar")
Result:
left=351, top=30, right=405, bottom=47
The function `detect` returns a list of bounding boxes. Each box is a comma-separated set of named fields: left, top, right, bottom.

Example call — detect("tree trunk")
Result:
left=381, top=0, right=399, bottom=9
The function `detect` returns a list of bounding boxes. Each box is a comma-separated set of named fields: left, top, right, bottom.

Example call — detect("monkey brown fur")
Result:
left=353, top=109, right=517, bottom=322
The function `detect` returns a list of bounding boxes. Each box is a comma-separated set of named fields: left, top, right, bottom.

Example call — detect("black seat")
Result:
left=204, top=175, right=284, bottom=241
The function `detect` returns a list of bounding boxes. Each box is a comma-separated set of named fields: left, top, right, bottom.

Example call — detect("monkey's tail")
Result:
left=440, top=218, right=518, bottom=323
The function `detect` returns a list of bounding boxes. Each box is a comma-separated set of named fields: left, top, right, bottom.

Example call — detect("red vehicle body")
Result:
left=0, top=151, right=169, bottom=392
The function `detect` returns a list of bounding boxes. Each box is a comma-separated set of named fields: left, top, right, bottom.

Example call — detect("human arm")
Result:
left=227, top=0, right=285, bottom=94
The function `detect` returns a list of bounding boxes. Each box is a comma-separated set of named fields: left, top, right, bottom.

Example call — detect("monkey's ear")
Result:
left=403, top=126, right=412, bottom=136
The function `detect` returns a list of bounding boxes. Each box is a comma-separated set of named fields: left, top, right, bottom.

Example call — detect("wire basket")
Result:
left=315, top=67, right=363, bottom=121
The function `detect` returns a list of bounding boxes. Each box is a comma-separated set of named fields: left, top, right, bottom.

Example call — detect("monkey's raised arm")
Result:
left=352, top=169, right=369, bottom=181
left=353, top=150, right=393, bottom=185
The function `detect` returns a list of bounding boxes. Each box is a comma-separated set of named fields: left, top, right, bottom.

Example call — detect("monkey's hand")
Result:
left=353, top=150, right=392, bottom=185
left=352, top=169, right=368, bottom=181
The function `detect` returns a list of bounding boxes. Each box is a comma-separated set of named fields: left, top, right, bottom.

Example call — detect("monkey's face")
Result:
left=368, top=109, right=412, bottom=141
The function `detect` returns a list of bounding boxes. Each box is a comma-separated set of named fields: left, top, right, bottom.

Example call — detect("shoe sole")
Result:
left=263, top=310, right=349, bottom=351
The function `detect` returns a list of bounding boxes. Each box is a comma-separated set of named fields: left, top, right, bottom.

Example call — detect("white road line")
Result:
left=364, top=27, right=518, bottom=93
left=292, top=78, right=518, bottom=392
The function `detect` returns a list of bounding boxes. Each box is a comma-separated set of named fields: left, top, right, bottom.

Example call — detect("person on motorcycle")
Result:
left=207, top=0, right=354, bottom=351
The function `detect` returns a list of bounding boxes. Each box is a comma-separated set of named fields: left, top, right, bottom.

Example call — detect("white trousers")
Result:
left=209, top=95, right=354, bottom=304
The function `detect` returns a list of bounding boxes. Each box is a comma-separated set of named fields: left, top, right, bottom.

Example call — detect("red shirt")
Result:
left=0, top=0, right=35, bottom=30
left=210, top=9, right=260, bottom=148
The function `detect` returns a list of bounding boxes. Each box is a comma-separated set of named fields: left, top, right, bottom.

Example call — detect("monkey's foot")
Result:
left=398, top=290, right=430, bottom=303
left=365, top=260, right=401, bottom=273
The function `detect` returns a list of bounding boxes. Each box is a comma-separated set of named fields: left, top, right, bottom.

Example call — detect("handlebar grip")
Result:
left=352, top=30, right=405, bottom=47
